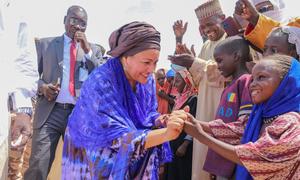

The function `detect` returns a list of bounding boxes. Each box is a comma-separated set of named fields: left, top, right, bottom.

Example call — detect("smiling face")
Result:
left=122, top=49, right=160, bottom=85
left=199, top=15, right=225, bottom=41
left=250, top=61, right=282, bottom=104
left=64, top=6, right=88, bottom=39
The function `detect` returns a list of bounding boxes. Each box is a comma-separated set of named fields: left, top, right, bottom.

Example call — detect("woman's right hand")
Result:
left=165, top=113, right=186, bottom=140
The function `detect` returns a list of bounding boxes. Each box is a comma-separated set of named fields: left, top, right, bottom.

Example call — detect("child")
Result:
left=165, top=69, right=197, bottom=180
left=202, top=36, right=253, bottom=179
left=155, top=69, right=174, bottom=114
left=185, top=54, right=300, bottom=179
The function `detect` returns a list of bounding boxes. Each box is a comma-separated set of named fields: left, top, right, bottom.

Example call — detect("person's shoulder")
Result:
left=187, top=95, right=198, bottom=104
left=238, top=74, right=251, bottom=80
left=38, top=36, right=61, bottom=45
left=237, top=74, right=252, bottom=83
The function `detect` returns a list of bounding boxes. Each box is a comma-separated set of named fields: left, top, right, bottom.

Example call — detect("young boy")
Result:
left=202, top=36, right=253, bottom=179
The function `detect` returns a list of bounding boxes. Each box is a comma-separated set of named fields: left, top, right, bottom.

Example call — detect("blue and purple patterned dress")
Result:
left=62, top=57, right=171, bottom=180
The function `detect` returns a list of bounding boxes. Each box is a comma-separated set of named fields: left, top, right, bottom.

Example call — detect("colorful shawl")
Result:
left=66, top=57, right=171, bottom=177
left=236, top=58, right=300, bottom=179
left=173, top=69, right=197, bottom=110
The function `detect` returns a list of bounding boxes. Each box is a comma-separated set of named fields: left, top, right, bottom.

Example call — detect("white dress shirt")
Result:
left=0, top=4, right=38, bottom=144
left=55, top=34, right=92, bottom=105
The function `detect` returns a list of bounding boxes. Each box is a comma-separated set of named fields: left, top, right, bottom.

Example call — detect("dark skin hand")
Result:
left=176, top=140, right=190, bottom=157
left=173, top=20, right=188, bottom=44
left=175, top=43, right=196, bottom=57
left=74, top=31, right=91, bottom=54
left=168, top=54, right=194, bottom=69
left=184, top=114, right=242, bottom=165
left=235, top=0, right=259, bottom=25
left=169, top=43, right=196, bottom=68
left=41, top=83, right=60, bottom=101
left=10, top=113, right=32, bottom=151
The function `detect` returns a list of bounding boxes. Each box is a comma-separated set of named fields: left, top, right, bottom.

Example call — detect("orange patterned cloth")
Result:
left=156, top=81, right=169, bottom=114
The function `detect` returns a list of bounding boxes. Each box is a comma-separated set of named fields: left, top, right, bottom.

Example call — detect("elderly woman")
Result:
left=61, top=22, right=187, bottom=179
left=185, top=54, right=300, bottom=179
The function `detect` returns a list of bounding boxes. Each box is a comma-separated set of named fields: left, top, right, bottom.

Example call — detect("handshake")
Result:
left=155, top=106, right=204, bottom=142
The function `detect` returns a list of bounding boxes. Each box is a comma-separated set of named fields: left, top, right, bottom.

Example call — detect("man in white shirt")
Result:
left=0, top=1, right=39, bottom=179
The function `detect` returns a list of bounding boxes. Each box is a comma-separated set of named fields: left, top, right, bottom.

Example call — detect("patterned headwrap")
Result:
left=107, top=21, right=161, bottom=57
left=173, top=69, right=197, bottom=110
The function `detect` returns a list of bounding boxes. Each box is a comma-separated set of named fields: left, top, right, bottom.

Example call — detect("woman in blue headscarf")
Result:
left=61, top=21, right=187, bottom=179
left=185, top=54, right=300, bottom=179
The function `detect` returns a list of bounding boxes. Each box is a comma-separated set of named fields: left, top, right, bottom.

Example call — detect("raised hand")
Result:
left=175, top=43, right=196, bottom=57
left=168, top=54, right=194, bottom=69
left=235, top=0, right=259, bottom=25
left=173, top=20, right=188, bottom=39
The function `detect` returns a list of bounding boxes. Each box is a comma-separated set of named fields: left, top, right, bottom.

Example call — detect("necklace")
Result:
left=263, top=115, right=279, bottom=124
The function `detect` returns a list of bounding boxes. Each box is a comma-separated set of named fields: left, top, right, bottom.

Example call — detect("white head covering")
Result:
left=251, top=0, right=286, bottom=22
left=281, top=26, right=300, bottom=58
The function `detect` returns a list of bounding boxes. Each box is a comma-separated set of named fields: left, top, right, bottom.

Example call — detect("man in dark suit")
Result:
left=24, top=5, right=105, bottom=180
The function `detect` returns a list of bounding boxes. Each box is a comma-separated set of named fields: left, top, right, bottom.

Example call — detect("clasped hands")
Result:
left=155, top=106, right=205, bottom=141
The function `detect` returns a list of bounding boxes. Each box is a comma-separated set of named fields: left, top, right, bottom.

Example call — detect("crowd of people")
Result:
left=1, top=0, right=300, bottom=179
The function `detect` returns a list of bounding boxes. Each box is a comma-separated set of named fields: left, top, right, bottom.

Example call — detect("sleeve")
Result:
left=208, top=115, right=249, bottom=145
left=188, top=58, right=206, bottom=87
left=13, top=22, right=38, bottom=108
left=85, top=44, right=106, bottom=73
left=187, top=96, right=198, bottom=117
left=244, top=14, right=280, bottom=50
left=235, top=113, right=300, bottom=179
left=36, top=39, right=46, bottom=95
left=237, top=76, right=253, bottom=117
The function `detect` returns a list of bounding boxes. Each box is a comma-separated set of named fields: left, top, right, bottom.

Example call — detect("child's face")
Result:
left=156, top=70, right=165, bottom=87
left=214, top=49, right=236, bottom=78
left=264, top=33, right=291, bottom=57
left=249, top=61, right=281, bottom=104
left=174, top=73, right=186, bottom=94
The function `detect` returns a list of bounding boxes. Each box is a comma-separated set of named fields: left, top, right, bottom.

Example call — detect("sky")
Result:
left=5, top=0, right=299, bottom=69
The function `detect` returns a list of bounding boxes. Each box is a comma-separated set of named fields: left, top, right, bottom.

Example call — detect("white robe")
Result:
left=189, top=33, right=226, bottom=180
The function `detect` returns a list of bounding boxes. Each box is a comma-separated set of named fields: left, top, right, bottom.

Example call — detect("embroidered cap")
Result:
left=195, top=0, right=224, bottom=21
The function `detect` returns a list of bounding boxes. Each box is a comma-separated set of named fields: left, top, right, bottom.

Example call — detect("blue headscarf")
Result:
left=166, top=69, right=175, bottom=77
left=236, top=58, right=300, bottom=179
